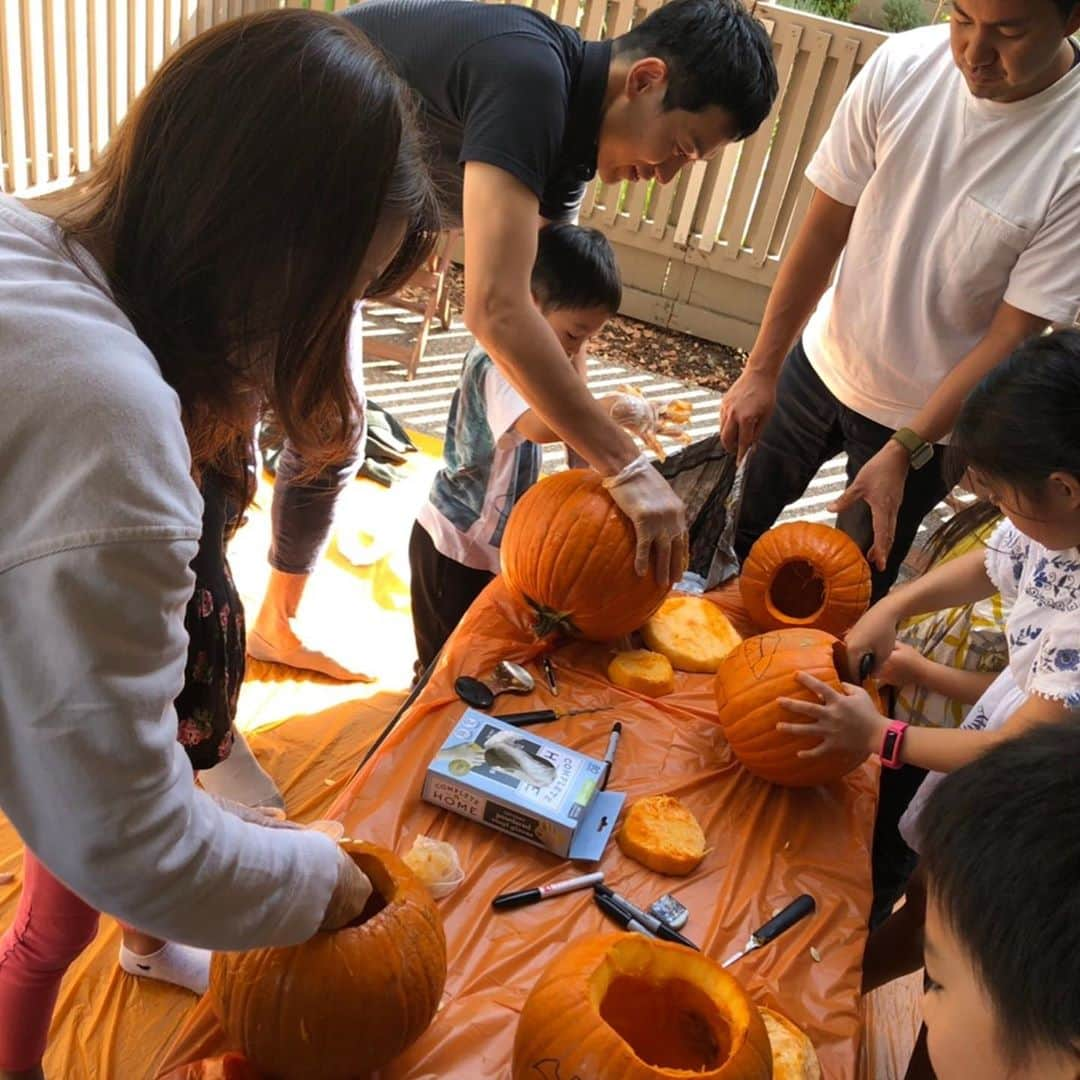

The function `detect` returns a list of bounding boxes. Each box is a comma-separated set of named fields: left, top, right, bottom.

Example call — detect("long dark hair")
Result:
left=951, top=329, right=1080, bottom=506
left=51, top=10, right=438, bottom=504
left=922, top=500, right=1002, bottom=567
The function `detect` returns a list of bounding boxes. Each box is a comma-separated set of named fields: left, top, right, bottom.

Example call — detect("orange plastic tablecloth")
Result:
left=158, top=581, right=878, bottom=1079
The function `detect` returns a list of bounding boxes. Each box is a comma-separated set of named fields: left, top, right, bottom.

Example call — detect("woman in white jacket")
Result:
left=0, top=10, right=438, bottom=1078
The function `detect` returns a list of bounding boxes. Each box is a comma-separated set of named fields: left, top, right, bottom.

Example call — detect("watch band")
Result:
left=880, top=720, right=909, bottom=770
left=891, top=427, right=934, bottom=470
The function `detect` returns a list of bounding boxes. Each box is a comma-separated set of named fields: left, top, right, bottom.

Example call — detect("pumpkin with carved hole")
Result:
left=740, top=523, right=870, bottom=637
left=713, top=629, right=880, bottom=787
left=208, top=842, right=446, bottom=1080
left=501, top=470, right=673, bottom=641
left=512, top=933, right=773, bottom=1079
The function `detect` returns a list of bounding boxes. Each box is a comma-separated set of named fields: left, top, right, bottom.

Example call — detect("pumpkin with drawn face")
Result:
left=713, top=629, right=882, bottom=787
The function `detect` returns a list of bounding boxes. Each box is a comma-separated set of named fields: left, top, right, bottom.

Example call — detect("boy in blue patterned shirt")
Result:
left=409, top=224, right=621, bottom=671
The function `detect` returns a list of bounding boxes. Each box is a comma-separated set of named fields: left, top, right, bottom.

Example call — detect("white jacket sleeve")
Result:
left=0, top=535, right=339, bottom=950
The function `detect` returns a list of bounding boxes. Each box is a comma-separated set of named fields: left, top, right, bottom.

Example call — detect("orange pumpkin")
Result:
left=209, top=842, right=447, bottom=1080
left=740, top=523, right=870, bottom=636
left=500, top=470, right=672, bottom=641
left=713, top=629, right=877, bottom=787
left=172, top=1055, right=261, bottom=1080
left=512, top=933, right=773, bottom=1080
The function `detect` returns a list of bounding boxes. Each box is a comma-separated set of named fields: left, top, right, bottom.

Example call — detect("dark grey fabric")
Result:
left=734, top=341, right=950, bottom=603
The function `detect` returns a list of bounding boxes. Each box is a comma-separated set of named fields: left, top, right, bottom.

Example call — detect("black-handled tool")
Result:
left=498, top=706, right=614, bottom=727
left=858, top=652, right=875, bottom=682
left=721, top=894, right=816, bottom=968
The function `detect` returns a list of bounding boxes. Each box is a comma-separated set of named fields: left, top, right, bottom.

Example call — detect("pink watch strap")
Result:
left=880, top=720, right=909, bottom=770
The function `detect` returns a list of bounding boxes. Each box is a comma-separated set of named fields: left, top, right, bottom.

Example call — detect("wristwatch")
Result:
left=879, top=720, right=909, bottom=770
left=890, top=427, right=934, bottom=470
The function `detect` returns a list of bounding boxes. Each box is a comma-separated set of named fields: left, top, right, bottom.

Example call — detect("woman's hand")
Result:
left=320, top=848, right=374, bottom=931
left=206, top=793, right=300, bottom=830
left=877, top=642, right=929, bottom=687
left=778, top=672, right=888, bottom=761
left=845, top=603, right=902, bottom=677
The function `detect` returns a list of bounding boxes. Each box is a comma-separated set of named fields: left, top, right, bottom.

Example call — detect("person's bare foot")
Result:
left=246, top=625, right=375, bottom=683
left=250, top=569, right=375, bottom=682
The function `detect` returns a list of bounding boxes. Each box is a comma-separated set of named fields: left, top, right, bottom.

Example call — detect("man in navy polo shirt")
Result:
left=252, top=0, right=777, bottom=679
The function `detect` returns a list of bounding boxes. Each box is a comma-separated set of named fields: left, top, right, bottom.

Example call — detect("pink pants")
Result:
left=0, top=849, right=100, bottom=1071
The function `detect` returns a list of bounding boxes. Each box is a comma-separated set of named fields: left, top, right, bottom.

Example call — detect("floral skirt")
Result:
left=174, top=472, right=245, bottom=771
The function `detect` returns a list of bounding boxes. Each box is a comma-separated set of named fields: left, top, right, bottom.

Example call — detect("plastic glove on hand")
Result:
left=609, top=386, right=694, bottom=460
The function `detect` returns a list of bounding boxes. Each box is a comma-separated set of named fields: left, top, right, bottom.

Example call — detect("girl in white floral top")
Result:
left=778, top=329, right=1080, bottom=846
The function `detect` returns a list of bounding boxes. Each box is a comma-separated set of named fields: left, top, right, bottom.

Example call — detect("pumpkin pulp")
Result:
left=767, top=560, right=826, bottom=624
left=589, top=939, right=746, bottom=1073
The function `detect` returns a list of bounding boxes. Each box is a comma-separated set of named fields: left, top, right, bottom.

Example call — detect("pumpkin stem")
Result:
left=526, top=598, right=580, bottom=640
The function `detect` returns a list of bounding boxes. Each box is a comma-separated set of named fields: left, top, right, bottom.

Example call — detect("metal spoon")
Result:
left=455, top=660, right=535, bottom=710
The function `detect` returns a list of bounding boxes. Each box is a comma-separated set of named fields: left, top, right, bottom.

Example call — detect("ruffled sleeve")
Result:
left=1030, top=630, right=1080, bottom=708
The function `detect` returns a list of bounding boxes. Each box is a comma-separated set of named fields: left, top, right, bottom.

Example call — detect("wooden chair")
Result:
left=365, top=230, right=460, bottom=380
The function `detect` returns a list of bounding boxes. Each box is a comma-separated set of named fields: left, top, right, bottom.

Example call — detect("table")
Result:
left=158, top=581, right=877, bottom=1079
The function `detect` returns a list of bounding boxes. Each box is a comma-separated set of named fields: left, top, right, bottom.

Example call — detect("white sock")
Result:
left=197, top=728, right=285, bottom=810
left=119, top=941, right=211, bottom=995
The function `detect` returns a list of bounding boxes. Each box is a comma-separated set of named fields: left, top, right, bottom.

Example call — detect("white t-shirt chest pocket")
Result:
left=940, top=195, right=1034, bottom=331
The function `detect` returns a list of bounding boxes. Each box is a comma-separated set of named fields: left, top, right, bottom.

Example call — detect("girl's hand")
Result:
left=845, top=604, right=901, bottom=677
left=878, top=642, right=929, bottom=687
left=778, top=672, right=888, bottom=761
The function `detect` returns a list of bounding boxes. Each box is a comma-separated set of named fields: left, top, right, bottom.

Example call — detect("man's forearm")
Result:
left=476, top=305, right=638, bottom=475
left=746, top=190, right=855, bottom=376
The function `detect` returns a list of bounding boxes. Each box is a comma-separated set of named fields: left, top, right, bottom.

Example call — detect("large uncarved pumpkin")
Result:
left=740, top=523, right=870, bottom=637
left=500, top=469, right=672, bottom=641
left=713, top=629, right=876, bottom=787
left=209, top=842, right=447, bottom=1080
left=512, top=933, right=773, bottom=1079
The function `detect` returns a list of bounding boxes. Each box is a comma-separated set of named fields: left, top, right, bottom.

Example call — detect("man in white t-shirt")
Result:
left=721, top=0, right=1080, bottom=601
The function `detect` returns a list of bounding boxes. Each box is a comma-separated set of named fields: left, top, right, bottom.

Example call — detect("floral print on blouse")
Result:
left=984, top=520, right=1080, bottom=709
left=174, top=472, right=245, bottom=770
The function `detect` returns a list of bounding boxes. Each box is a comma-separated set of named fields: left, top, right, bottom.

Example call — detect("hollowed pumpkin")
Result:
left=208, top=842, right=447, bottom=1080
left=512, top=933, right=772, bottom=1079
left=740, top=523, right=870, bottom=636
left=713, top=629, right=878, bottom=787
left=500, top=470, right=672, bottom=641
